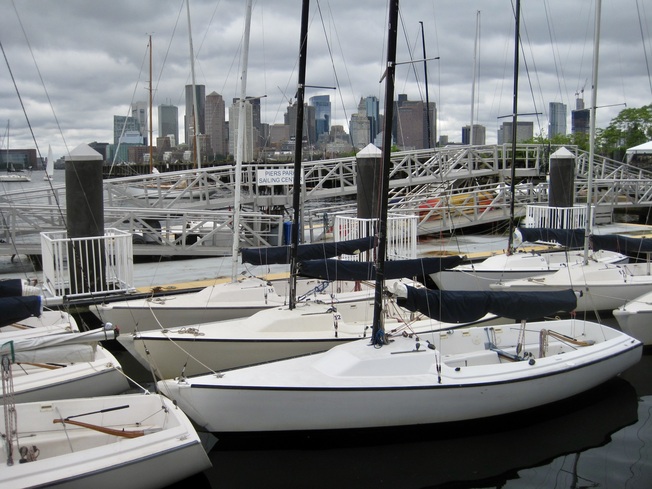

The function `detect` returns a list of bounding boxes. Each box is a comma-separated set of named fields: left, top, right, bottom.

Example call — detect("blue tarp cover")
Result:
left=241, top=236, right=376, bottom=265
left=297, top=256, right=463, bottom=281
left=397, top=286, right=577, bottom=322
left=518, top=228, right=585, bottom=248
left=590, top=234, right=652, bottom=255
left=0, top=296, right=42, bottom=328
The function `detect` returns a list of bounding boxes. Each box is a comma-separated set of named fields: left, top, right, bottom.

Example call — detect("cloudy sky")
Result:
left=1, top=0, right=650, bottom=161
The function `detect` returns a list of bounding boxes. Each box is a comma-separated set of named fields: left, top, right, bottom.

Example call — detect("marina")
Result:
left=2, top=0, right=652, bottom=486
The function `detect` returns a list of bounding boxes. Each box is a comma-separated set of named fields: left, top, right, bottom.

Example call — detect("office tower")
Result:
left=113, top=115, right=141, bottom=147
left=131, top=101, right=148, bottom=140
left=158, top=104, right=179, bottom=147
left=285, top=102, right=316, bottom=145
left=393, top=94, right=436, bottom=150
left=462, top=124, right=486, bottom=145
left=571, top=96, right=590, bottom=135
left=549, top=102, right=568, bottom=138
left=206, top=92, right=226, bottom=157
left=364, top=96, right=381, bottom=143
left=185, top=84, right=206, bottom=145
left=497, top=121, right=534, bottom=144
left=310, top=95, right=331, bottom=141
left=350, top=98, right=371, bottom=149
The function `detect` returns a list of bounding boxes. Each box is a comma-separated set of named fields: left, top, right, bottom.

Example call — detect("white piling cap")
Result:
left=65, top=143, right=103, bottom=161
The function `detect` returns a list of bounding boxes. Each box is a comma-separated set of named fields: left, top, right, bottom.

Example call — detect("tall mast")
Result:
left=231, top=0, right=253, bottom=281
left=506, top=0, right=520, bottom=255
left=288, top=0, right=310, bottom=310
left=187, top=0, right=201, bottom=169
left=148, top=34, right=153, bottom=172
left=371, top=0, right=399, bottom=346
left=470, top=11, right=480, bottom=146
left=419, top=21, right=431, bottom=149
left=584, top=0, right=602, bottom=263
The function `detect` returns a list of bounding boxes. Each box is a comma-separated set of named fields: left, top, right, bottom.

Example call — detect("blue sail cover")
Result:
left=397, top=286, right=577, bottom=322
left=590, top=234, right=652, bottom=255
left=517, top=228, right=585, bottom=248
left=297, top=256, right=463, bottom=281
left=0, top=296, right=42, bottom=328
left=241, top=236, right=376, bottom=265
left=0, top=279, right=25, bottom=298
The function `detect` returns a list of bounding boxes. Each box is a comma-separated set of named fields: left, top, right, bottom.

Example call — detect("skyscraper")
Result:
left=205, top=92, right=226, bottom=157
left=497, top=121, right=534, bottom=144
left=393, top=94, right=436, bottom=150
left=462, top=124, right=486, bottom=145
left=549, top=102, right=567, bottom=138
left=310, top=95, right=331, bottom=141
left=131, top=101, right=148, bottom=141
left=571, top=96, right=590, bottom=135
left=185, top=84, right=206, bottom=145
left=364, top=96, right=380, bottom=143
left=158, top=104, right=179, bottom=146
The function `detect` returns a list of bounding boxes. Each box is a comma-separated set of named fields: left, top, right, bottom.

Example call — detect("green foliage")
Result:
left=524, top=104, right=652, bottom=157
left=596, top=104, right=652, bottom=158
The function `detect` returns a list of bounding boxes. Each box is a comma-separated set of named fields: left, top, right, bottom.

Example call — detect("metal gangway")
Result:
left=2, top=144, right=652, bottom=258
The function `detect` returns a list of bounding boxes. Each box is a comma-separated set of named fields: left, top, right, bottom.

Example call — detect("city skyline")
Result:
left=1, top=0, right=650, bottom=160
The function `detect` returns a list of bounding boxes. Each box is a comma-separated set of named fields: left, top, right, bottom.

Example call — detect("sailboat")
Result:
left=1, top=293, right=129, bottom=403
left=43, top=145, right=54, bottom=181
left=117, top=0, right=467, bottom=379
left=1, top=324, right=130, bottom=403
left=156, top=0, right=642, bottom=434
left=93, top=2, right=382, bottom=333
left=613, top=290, right=652, bottom=345
left=0, top=393, right=211, bottom=489
left=431, top=225, right=628, bottom=291
left=490, top=4, right=652, bottom=312
left=429, top=8, right=626, bottom=292
left=0, top=121, right=31, bottom=183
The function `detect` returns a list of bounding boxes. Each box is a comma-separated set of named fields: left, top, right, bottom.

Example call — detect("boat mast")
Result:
left=288, top=0, right=310, bottom=310
left=186, top=0, right=201, bottom=169
left=148, top=34, right=153, bottom=172
left=470, top=11, right=480, bottom=147
left=506, top=0, right=520, bottom=255
left=584, top=0, right=601, bottom=263
left=419, top=21, right=431, bottom=149
left=371, top=0, right=399, bottom=346
left=231, top=0, right=253, bottom=282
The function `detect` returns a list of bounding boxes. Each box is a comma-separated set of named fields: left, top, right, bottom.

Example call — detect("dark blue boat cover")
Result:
left=0, top=296, right=42, bottom=328
left=590, top=234, right=652, bottom=255
left=241, top=236, right=376, bottom=265
left=0, top=279, right=25, bottom=298
left=396, top=286, right=577, bottom=322
left=517, top=228, right=585, bottom=248
left=297, top=256, right=463, bottom=281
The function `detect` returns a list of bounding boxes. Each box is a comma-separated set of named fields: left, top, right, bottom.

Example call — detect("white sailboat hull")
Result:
left=92, top=276, right=378, bottom=333
left=158, top=319, right=641, bottom=432
left=431, top=249, right=628, bottom=291
left=121, top=288, right=495, bottom=379
left=0, top=394, right=211, bottom=489
left=613, top=291, right=652, bottom=345
left=491, top=261, right=652, bottom=312
left=7, top=344, right=130, bottom=404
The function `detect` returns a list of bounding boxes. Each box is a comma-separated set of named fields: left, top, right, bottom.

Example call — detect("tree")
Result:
left=596, top=104, right=652, bottom=160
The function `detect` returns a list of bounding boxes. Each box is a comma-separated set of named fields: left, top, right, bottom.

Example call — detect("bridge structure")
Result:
left=1, top=143, right=651, bottom=258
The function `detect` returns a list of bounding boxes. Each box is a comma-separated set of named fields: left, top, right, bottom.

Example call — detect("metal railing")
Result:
left=41, top=229, right=134, bottom=301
